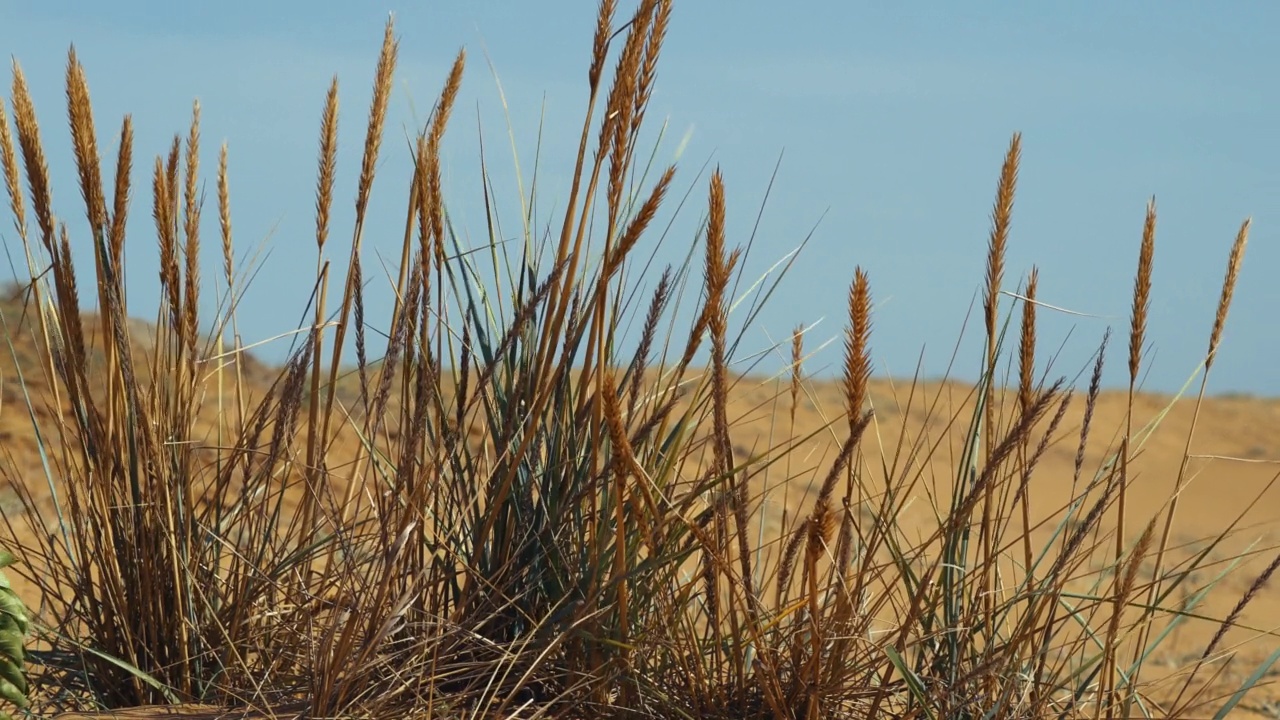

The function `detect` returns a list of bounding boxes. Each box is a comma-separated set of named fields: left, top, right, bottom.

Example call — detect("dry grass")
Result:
left=0, top=3, right=1277, bottom=719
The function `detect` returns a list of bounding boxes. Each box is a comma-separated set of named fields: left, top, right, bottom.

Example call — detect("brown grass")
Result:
left=0, top=6, right=1277, bottom=720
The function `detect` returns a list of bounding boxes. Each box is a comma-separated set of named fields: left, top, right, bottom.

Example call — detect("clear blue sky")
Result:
left=3, top=2, right=1278, bottom=396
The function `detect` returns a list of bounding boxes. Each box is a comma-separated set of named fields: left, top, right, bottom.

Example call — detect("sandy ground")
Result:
left=3, top=344, right=1280, bottom=717
left=740, top=374, right=1280, bottom=718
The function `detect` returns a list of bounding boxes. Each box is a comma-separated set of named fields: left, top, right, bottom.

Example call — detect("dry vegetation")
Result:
left=0, top=2, right=1278, bottom=718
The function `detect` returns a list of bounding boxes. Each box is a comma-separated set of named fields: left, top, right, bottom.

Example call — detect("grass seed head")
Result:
left=1207, top=218, right=1250, bottom=369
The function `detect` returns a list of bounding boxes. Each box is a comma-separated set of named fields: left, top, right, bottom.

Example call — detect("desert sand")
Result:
left=3, top=311, right=1279, bottom=716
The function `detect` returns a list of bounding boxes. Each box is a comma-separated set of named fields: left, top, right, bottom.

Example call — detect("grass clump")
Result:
left=0, top=2, right=1276, bottom=718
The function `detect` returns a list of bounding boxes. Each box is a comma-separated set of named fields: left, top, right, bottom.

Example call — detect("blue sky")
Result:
left=2, top=2, right=1278, bottom=396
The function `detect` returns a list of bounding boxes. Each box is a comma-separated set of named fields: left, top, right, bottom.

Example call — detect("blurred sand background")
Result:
left=2, top=297, right=1279, bottom=716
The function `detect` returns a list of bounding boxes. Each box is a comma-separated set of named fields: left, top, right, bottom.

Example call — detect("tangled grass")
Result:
left=0, top=2, right=1275, bottom=718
